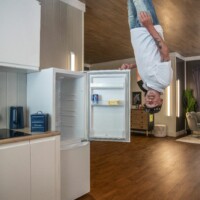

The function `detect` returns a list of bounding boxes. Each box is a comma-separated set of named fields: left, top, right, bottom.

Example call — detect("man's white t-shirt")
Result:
left=130, top=25, right=173, bottom=93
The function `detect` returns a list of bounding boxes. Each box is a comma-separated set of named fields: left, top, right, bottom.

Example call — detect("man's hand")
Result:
left=120, top=64, right=141, bottom=82
left=139, top=11, right=153, bottom=29
left=119, top=63, right=137, bottom=70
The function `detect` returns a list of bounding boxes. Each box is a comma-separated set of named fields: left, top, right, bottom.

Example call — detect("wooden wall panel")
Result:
left=40, top=0, right=84, bottom=71
left=67, top=5, right=84, bottom=71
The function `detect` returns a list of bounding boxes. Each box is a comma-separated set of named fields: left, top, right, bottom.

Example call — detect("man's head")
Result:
left=144, top=90, right=163, bottom=113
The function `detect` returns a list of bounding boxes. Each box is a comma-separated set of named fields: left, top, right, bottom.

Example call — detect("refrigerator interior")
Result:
left=88, top=72, right=129, bottom=141
left=55, top=73, right=86, bottom=144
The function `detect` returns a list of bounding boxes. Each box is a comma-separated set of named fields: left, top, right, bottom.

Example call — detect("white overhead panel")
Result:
left=60, top=0, right=86, bottom=12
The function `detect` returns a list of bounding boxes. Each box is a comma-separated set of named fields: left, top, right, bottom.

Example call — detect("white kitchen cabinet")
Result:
left=30, top=136, right=60, bottom=200
left=0, top=141, right=31, bottom=200
left=0, top=0, right=41, bottom=71
left=0, top=135, right=60, bottom=200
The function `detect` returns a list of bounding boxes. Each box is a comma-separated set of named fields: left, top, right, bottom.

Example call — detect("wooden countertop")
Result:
left=0, top=128, right=60, bottom=145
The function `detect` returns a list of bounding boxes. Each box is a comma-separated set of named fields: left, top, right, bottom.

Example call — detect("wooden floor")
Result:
left=77, top=134, right=200, bottom=200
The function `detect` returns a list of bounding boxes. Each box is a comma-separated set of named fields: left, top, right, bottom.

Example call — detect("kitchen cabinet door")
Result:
left=0, top=0, right=41, bottom=71
left=0, top=141, right=30, bottom=200
left=30, top=136, right=60, bottom=200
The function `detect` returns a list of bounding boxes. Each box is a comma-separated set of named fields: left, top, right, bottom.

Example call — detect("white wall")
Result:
left=153, top=54, right=177, bottom=137
left=0, top=71, right=27, bottom=128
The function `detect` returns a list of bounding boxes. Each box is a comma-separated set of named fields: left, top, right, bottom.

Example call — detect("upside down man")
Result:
left=121, top=0, right=173, bottom=114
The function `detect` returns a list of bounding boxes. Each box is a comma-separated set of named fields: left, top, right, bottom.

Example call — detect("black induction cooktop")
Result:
left=0, top=129, right=31, bottom=140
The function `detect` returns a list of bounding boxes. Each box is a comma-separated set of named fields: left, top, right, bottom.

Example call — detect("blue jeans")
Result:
left=127, top=0, right=159, bottom=29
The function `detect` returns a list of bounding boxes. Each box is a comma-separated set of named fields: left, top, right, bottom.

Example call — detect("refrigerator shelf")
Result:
left=90, top=83, right=124, bottom=89
left=91, top=103, right=123, bottom=107
left=89, top=130, right=125, bottom=139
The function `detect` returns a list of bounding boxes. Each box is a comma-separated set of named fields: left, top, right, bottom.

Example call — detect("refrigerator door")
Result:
left=87, top=70, right=131, bottom=142
left=61, top=141, right=90, bottom=200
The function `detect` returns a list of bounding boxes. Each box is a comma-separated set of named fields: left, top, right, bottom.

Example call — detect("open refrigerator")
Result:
left=27, top=67, right=131, bottom=200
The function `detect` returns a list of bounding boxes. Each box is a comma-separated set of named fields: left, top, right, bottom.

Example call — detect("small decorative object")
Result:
left=31, top=111, right=48, bottom=132
left=153, top=124, right=167, bottom=137
left=91, top=94, right=99, bottom=104
left=132, top=92, right=142, bottom=107
left=108, top=99, right=120, bottom=105
left=139, top=104, right=144, bottom=109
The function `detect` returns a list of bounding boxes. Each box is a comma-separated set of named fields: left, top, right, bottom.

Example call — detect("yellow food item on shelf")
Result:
left=108, top=99, right=120, bottom=105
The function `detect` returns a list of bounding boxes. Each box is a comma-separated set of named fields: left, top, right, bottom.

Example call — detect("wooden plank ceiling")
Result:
left=82, top=0, right=200, bottom=64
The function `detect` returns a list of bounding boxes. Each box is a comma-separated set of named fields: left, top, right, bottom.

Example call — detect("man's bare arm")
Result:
left=119, top=64, right=141, bottom=82
left=139, top=11, right=170, bottom=62
left=119, top=63, right=136, bottom=70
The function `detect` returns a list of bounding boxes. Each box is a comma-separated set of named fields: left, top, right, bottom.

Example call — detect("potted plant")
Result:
left=183, top=89, right=196, bottom=112
left=183, top=89, right=197, bottom=134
